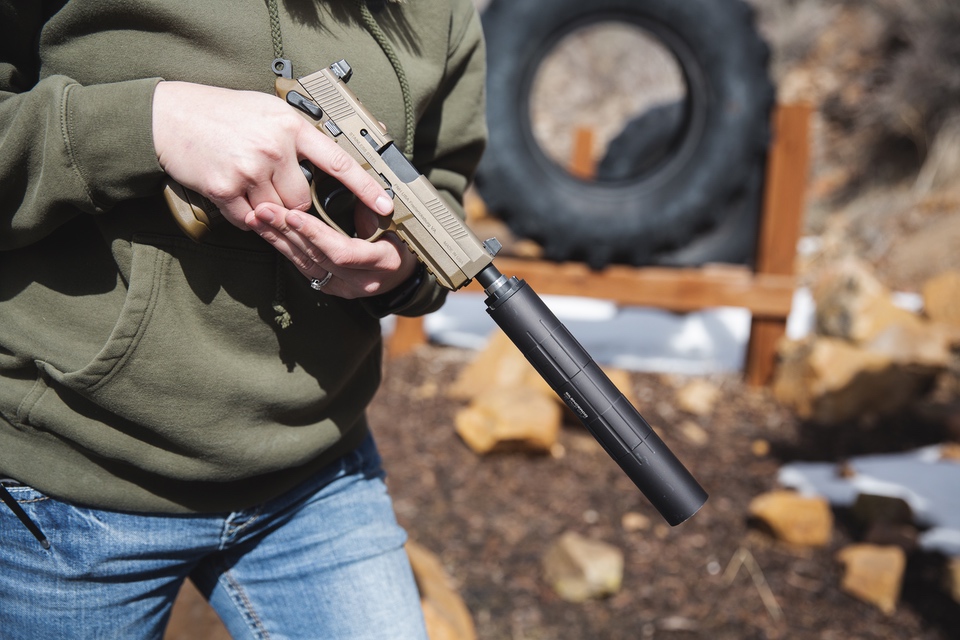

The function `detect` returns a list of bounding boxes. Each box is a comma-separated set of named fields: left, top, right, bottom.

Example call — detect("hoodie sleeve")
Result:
left=0, top=3, right=164, bottom=251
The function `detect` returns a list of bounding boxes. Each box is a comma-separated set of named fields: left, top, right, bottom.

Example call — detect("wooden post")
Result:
left=744, top=103, right=812, bottom=386
left=387, top=315, right=428, bottom=358
left=568, top=126, right=597, bottom=179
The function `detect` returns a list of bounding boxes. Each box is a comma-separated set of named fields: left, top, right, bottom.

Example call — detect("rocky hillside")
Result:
left=753, top=0, right=960, bottom=290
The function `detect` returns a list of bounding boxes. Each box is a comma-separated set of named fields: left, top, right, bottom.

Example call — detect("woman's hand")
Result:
left=153, top=80, right=418, bottom=297
left=151, top=81, right=394, bottom=231
left=246, top=201, right=418, bottom=299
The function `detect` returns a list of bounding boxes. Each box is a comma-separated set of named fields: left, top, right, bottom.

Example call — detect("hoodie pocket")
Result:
left=22, top=234, right=380, bottom=479
left=36, top=235, right=279, bottom=392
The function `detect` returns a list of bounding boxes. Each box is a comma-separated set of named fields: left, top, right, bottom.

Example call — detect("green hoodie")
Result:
left=0, top=0, right=486, bottom=513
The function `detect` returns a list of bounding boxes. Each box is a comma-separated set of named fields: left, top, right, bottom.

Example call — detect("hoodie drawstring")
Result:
left=0, top=481, right=50, bottom=549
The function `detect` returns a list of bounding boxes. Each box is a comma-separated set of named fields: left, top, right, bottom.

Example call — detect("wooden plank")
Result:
left=466, top=258, right=795, bottom=317
left=745, top=103, right=812, bottom=385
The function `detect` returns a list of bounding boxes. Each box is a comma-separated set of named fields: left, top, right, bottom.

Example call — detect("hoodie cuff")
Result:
left=361, top=263, right=449, bottom=319
left=61, top=77, right=165, bottom=210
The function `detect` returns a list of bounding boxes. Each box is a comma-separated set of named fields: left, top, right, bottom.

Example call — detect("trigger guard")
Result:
left=310, top=180, right=395, bottom=242
left=310, top=181, right=351, bottom=237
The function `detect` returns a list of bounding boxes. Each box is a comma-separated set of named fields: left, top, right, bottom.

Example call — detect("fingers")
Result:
left=153, top=82, right=383, bottom=230
left=353, top=202, right=386, bottom=240
left=247, top=205, right=333, bottom=275
left=267, top=156, right=314, bottom=212
left=225, top=159, right=310, bottom=222
left=218, top=132, right=388, bottom=229
left=297, top=129, right=394, bottom=217
left=248, top=202, right=414, bottom=299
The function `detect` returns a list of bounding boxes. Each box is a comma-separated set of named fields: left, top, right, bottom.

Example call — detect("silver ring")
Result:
left=310, top=272, right=333, bottom=291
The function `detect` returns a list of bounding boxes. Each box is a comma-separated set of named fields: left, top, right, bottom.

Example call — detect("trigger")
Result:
left=300, top=161, right=314, bottom=183
left=322, top=185, right=351, bottom=213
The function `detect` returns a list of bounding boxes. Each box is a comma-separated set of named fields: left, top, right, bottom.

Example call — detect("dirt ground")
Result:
left=367, top=343, right=960, bottom=640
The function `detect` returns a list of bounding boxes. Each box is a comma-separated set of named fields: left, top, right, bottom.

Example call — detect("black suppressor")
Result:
left=476, top=265, right=708, bottom=526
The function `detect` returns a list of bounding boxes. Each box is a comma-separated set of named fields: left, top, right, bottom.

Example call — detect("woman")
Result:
left=0, top=0, right=486, bottom=637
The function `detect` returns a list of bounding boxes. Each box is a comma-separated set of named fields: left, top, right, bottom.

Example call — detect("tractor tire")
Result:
left=474, top=0, right=775, bottom=268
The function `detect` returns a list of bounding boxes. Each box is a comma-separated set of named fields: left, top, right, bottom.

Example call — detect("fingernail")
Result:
left=375, top=195, right=394, bottom=215
left=258, top=208, right=275, bottom=224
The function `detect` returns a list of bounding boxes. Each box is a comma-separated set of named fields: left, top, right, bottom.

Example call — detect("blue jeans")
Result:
left=0, top=435, right=428, bottom=640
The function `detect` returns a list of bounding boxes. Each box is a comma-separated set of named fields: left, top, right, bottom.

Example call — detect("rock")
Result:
left=915, top=117, right=960, bottom=194
left=778, top=448, right=960, bottom=557
left=883, top=201, right=960, bottom=293
left=406, top=541, right=477, bottom=640
left=675, top=379, right=720, bottom=416
left=678, top=419, right=709, bottom=447
left=862, top=522, right=919, bottom=553
left=941, top=442, right=960, bottom=462
left=542, top=531, right=624, bottom=602
left=448, top=331, right=541, bottom=401
left=621, top=512, right=651, bottom=532
left=922, top=270, right=960, bottom=327
left=852, top=493, right=913, bottom=527
left=748, top=490, right=833, bottom=547
left=772, top=338, right=857, bottom=422
left=813, top=257, right=926, bottom=344
left=454, top=387, right=561, bottom=454
left=865, top=321, right=953, bottom=369
left=449, top=330, right=640, bottom=420
left=772, top=335, right=944, bottom=424
left=751, top=439, right=771, bottom=457
left=835, top=544, right=906, bottom=614
left=800, top=262, right=956, bottom=410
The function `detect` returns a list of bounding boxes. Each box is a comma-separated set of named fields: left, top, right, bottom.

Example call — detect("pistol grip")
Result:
left=163, top=179, right=221, bottom=242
